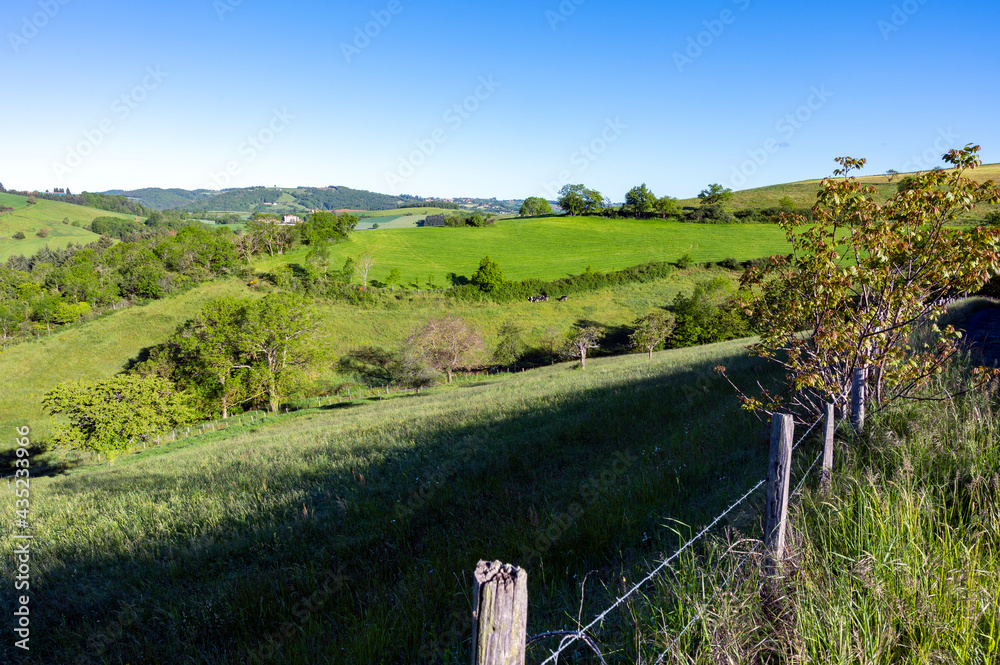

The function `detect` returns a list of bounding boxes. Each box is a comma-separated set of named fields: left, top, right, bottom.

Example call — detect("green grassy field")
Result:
left=254, top=216, right=793, bottom=280
left=679, top=163, right=1000, bottom=220
left=0, top=335, right=783, bottom=664
left=0, top=193, right=133, bottom=260
left=0, top=267, right=739, bottom=449
left=0, top=280, right=256, bottom=446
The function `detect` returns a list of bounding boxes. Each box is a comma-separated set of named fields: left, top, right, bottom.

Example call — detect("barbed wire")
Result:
left=650, top=540, right=762, bottom=665
left=791, top=450, right=824, bottom=497
left=537, top=476, right=767, bottom=664
left=791, top=413, right=825, bottom=452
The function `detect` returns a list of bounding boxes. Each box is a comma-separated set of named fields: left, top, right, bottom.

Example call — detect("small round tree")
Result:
left=471, top=256, right=504, bottom=293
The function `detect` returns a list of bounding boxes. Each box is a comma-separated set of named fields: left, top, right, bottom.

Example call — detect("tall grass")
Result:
left=0, top=339, right=785, bottom=664
left=632, top=370, right=1000, bottom=664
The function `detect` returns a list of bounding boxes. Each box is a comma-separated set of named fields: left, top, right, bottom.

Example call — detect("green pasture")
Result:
left=0, top=279, right=257, bottom=445
left=0, top=266, right=737, bottom=448
left=0, top=194, right=133, bottom=260
left=679, top=163, right=1000, bottom=220
left=254, top=216, right=793, bottom=280
left=0, top=334, right=782, bottom=663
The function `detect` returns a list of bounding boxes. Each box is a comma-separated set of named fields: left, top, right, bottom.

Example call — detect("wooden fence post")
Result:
left=764, top=413, right=794, bottom=576
left=822, top=402, right=835, bottom=488
left=851, top=368, right=867, bottom=432
left=472, top=560, right=527, bottom=665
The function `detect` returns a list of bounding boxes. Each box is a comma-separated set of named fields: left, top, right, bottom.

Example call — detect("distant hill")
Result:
left=107, top=186, right=410, bottom=213
left=104, top=188, right=216, bottom=210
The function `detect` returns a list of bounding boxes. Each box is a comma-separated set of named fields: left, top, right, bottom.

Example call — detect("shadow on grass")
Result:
left=1, top=347, right=788, bottom=665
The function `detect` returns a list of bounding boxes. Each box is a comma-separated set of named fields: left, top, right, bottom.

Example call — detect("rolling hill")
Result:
left=109, top=185, right=413, bottom=214
left=0, top=192, right=133, bottom=260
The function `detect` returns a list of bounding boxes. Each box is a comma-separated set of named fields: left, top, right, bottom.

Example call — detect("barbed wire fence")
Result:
left=471, top=374, right=868, bottom=665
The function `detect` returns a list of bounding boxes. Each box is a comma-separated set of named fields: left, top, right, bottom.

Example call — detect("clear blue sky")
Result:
left=3, top=0, right=998, bottom=201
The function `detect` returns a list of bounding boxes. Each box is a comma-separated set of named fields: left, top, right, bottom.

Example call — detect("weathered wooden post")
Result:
left=851, top=368, right=867, bottom=432
left=764, top=413, right=794, bottom=576
left=822, top=402, right=835, bottom=488
left=472, top=560, right=527, bottom=665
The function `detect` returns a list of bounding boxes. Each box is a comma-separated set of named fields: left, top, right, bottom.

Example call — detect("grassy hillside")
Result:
left=0, top=192, right=133, bottom=260
left=679, top=163, right=1000, bottom=220
left=0, top=267, right=738, bottom=447
left=0, top=336, right=783, bottom=664
left=0, top=279, right=256, bottom=445
left=254, top=216, right=792, bottom=280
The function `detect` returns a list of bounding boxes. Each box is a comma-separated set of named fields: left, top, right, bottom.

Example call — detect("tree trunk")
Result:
left=580, top=348, right=586, bottom=369
left=648, top=348, right=653, bottom=360
left=446, top=369, right=453, bottom=384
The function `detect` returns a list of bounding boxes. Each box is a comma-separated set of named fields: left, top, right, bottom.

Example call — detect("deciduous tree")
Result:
left=565, top=325, right=604, bottom=369
left=407, top=314, right=484, bottom=383
left=630, top=310, right=676, bottom=359
left=725, top=145, right=1000, bottom=418
left=43, top=375, right=192, bottom=458
left=698, top=183, right=734, bottom=207
left=519, top=197, right=553, bottom=216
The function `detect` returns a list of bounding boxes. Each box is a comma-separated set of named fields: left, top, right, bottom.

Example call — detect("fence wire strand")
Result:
left=538, top=410, right=830, bottom=665
left=650, top=541, right=762, bottom=665
left=537, top=476, right=768, bottom=664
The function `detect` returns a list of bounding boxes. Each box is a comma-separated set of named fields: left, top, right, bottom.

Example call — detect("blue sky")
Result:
left=3, top=0, right=998, bottom=201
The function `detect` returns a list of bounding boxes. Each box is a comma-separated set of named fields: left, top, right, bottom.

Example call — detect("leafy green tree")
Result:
left=778, top=196, right=796, bottom=210
left=624, top=183, right=656, bottom=219
left=558, top=184, right=604, bottom=216
left=884, top=169, right=900, bottom=183
left=655, top=196, right=680, bottom=219
left=565, top=325, right=604, bottom=369
left=519, top=197, right=553, bottom=216
left=630, top=310, right=677, bottom=359
left=698, top=183, right=734, bottom=207
left=147, top=294, right=319, bottom=415
left=670, top=278, right=748, bottom=348
left=471, top=256, right=505, bottom=293
left=43, top=375, right=192, bottom=458
left=407, top=314, right=484, bottom=383
left=385, top=267, right=402, bottom=291
left=731, top=145, right=1000, bottom=417
left=493, top=320, right=526, bottom=365
left=468, top=213, right=485, bottom=227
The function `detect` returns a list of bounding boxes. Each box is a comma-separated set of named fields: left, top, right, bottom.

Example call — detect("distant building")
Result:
left=282, top=215, right=301, bottom=225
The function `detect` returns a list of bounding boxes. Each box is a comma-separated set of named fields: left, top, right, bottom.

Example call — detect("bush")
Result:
left=984, top=210, right=1000, bottom=225
left=12, top=231, right=25, bottom=240
left=718, top=257, right=740, bottom=270
left=684, top=204, right=733, bottom=223
left=36, top=228, right=49, bottom=238
left=676, top=253, right=694, bottom=269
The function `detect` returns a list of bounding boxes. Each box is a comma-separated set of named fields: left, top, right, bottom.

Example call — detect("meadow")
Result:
left=0, top=193, right=133, bottom=260
left=0, top=336, right=785, bottom=664
left=679, top=163, right=1000, bottom=220
left=0, top=266, right=739, bottom=451
left=253, top=216, right=793, bottom=280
